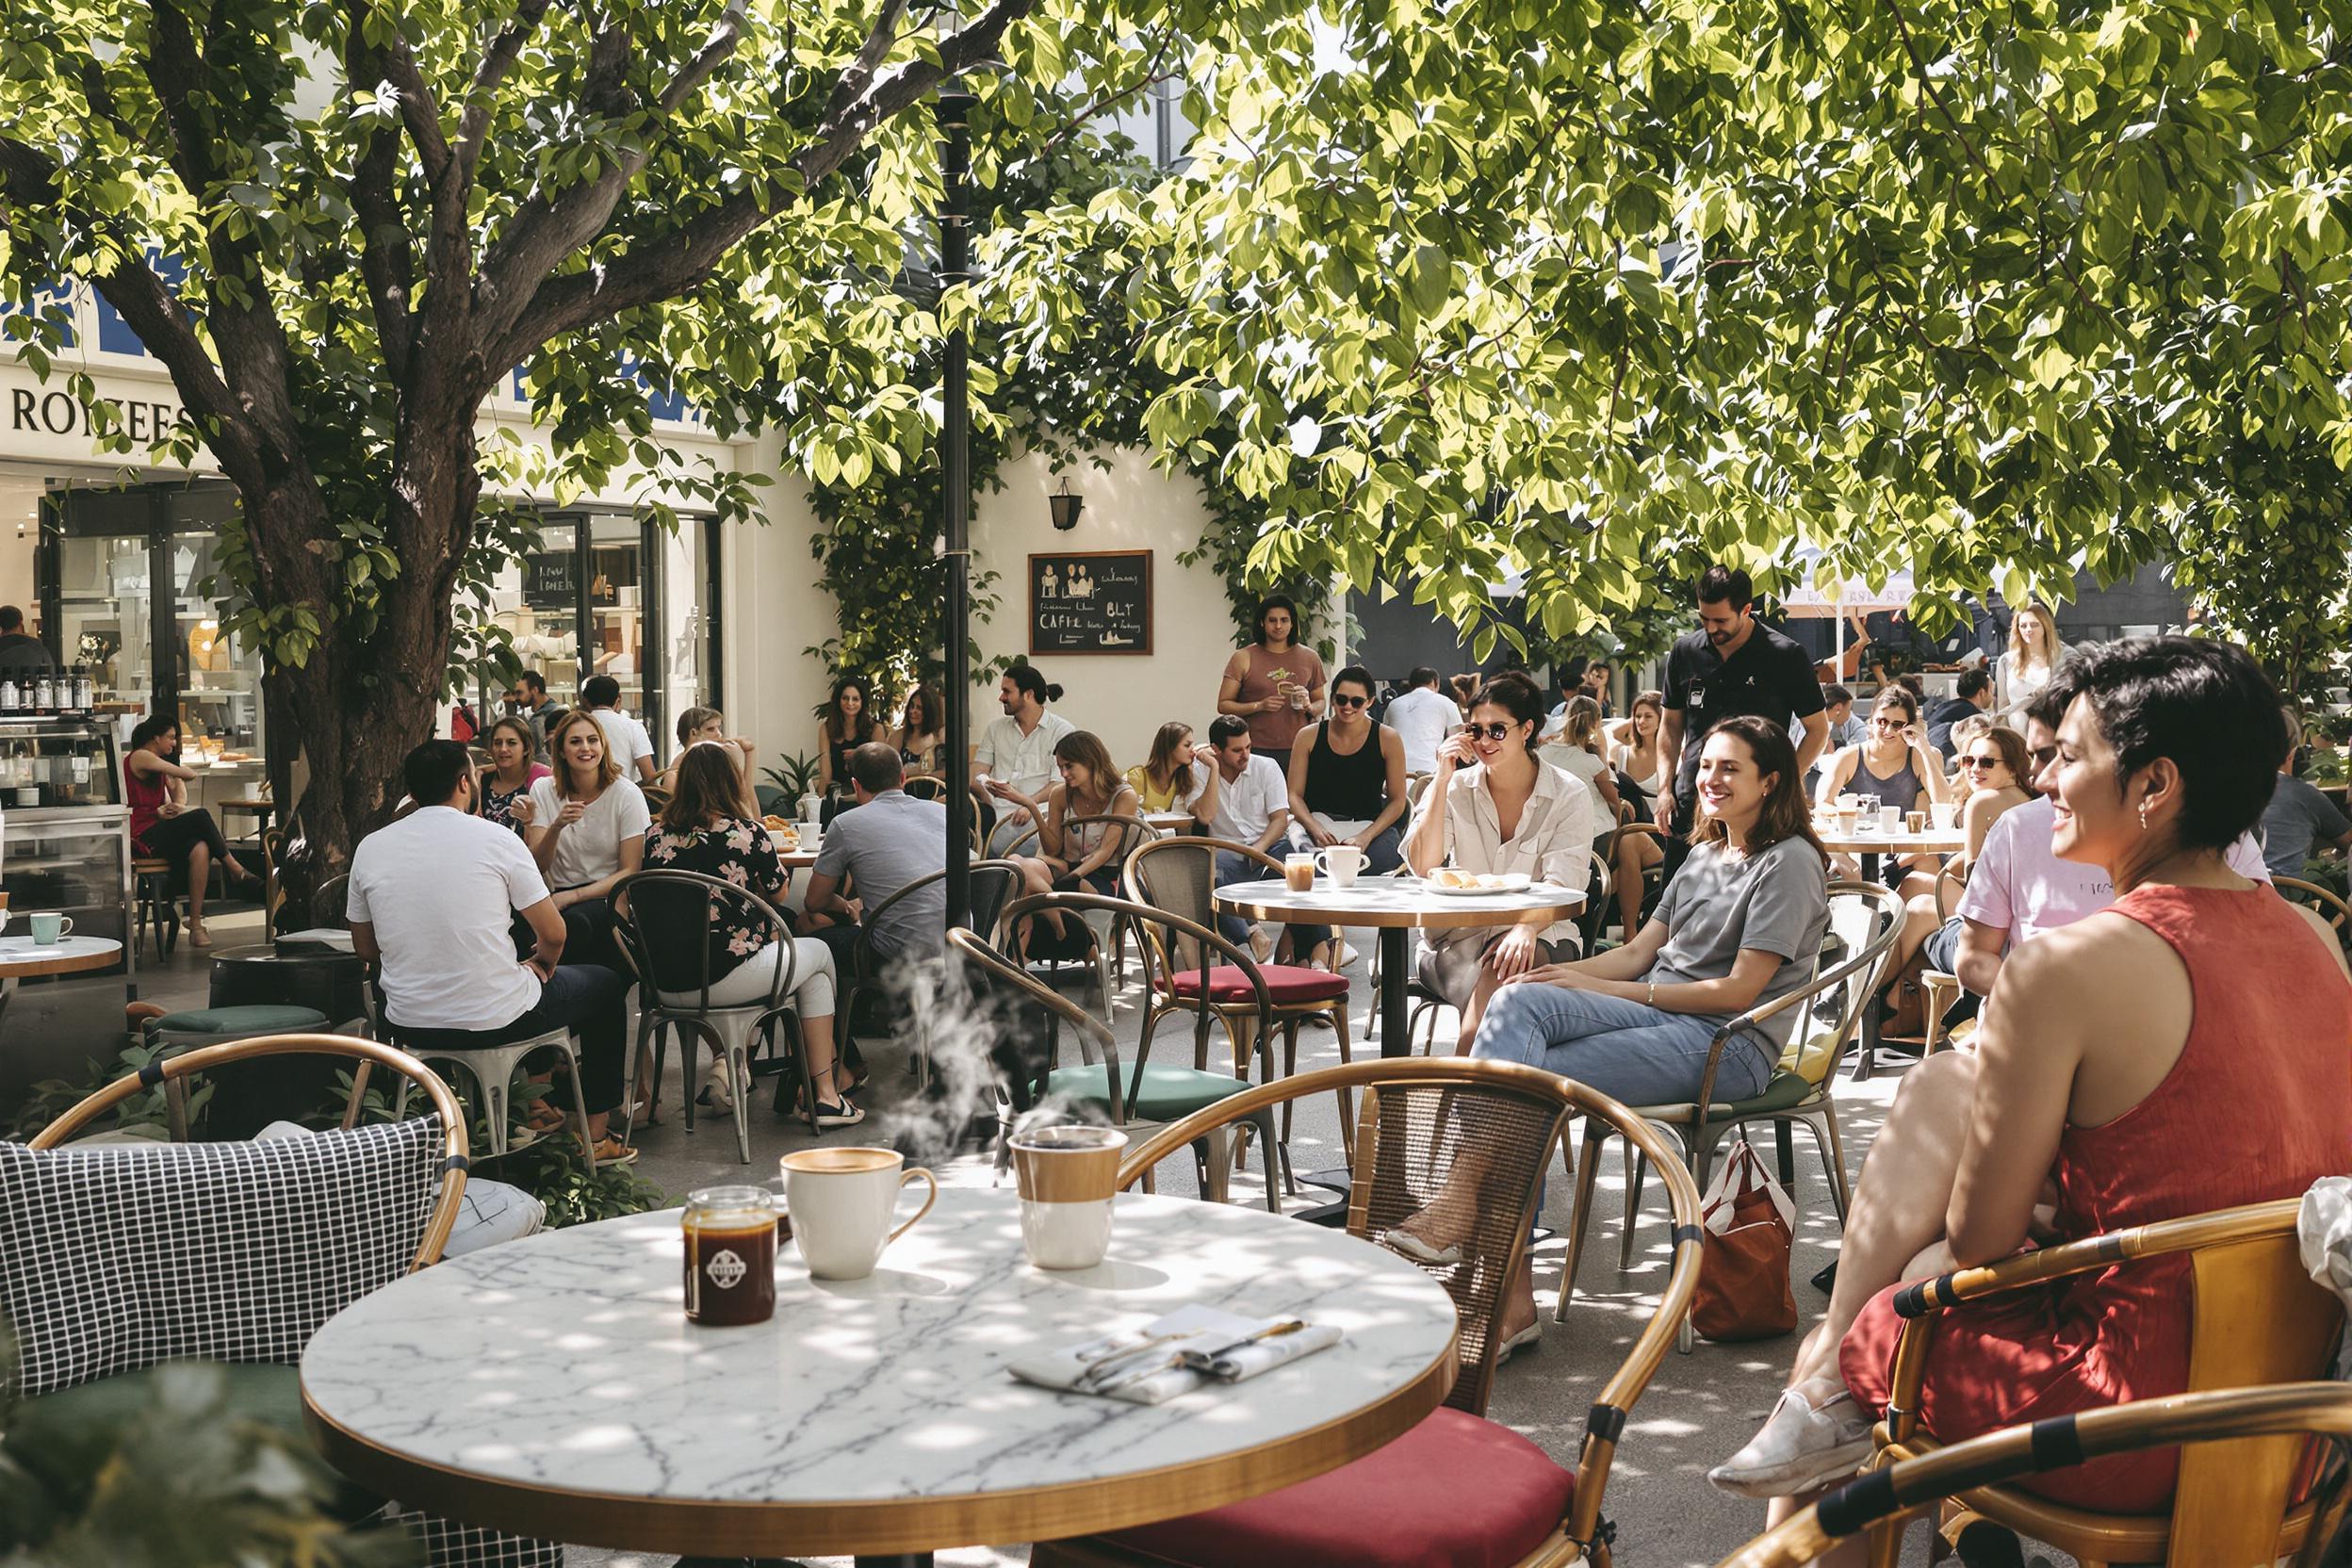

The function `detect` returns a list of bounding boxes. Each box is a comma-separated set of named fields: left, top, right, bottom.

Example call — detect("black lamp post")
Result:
left=938, top=83, right=977, bottom=932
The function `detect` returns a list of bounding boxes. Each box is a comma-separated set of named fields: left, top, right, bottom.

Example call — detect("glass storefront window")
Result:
left=514, top=519, right=581, bottom=711
left=586, top=514, right=645, bottom=717
left=57, top=531, right=155, bottom=718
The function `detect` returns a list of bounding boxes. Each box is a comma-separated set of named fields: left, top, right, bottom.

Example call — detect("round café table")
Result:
left=1816, top=825, right=1966, bottom=882
left=1215, top=876, right=1585, bottom=1057
left=1142, top=810, right=1198, bottom=836
left=0, top=934, right=122, bottom=1030
left=303, top=1187, right=1458, bottom=1566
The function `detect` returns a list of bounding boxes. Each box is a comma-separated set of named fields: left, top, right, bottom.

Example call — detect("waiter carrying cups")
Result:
left=1218, top=595, right=1327, bottom=777
left=1658, top=565, right=1829, bottom=878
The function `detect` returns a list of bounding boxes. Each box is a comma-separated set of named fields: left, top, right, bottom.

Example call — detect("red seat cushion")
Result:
left=1101, top=1408, right=1574, bottom=1568
left=1168, top=963, right=1348, bottom=1004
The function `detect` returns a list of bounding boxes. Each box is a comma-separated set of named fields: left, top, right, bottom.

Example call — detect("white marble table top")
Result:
left=0, top=934, right=121, bottom=976
left=1215, top=874, right=1584, bottom=929
left=302, top=1186, right=1458, bottom=1556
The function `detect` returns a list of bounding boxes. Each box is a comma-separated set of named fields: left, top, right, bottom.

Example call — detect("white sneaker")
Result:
left=1707, top=1384, right=1875, bottom=1498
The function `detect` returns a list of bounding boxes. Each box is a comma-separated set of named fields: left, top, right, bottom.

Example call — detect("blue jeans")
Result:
left=1286, top=824, right=1405, bottom=957
left=394, top=963, right=630, bottom=1114
left=1214, top=850, right=1258, bottom=947
left=1470, top=981, right=1772, bottom=1107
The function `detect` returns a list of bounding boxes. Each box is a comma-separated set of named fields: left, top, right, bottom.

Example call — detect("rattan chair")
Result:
left=19, top=1035, right=564, bottom=1567
left=1559, top=880, right=1903, bottom=1332
left=947, top=919, right=1282, bottom=1207
left=1849, top=1195, right=2347, bottom=1568
left=1034, top=1059, right=1706, bottom=1568
left=1124, top=836, right=1354, bottom=1109
left=1004, top=811, right=1158, bottom=992
left=610, top=868, right=814, bottom=1158
left=902, top=775, right=950, bottom=801
left=2278, top=874, right=2352, bottom=953
left=638, top=783, right=673, bottom=814
left=1717, top=1381, right=2352, bottom=1568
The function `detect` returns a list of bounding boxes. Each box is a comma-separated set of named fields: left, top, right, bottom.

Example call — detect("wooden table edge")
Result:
left=0, top=943, right=122, bottom=979
left=303, top=1329, right=1457, bottom=1556
left=1214, top=889, right=1584, bottom=930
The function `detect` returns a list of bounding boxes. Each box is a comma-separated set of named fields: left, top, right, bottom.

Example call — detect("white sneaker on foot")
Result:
left=1707, top=1384, right=1874, bottom=1498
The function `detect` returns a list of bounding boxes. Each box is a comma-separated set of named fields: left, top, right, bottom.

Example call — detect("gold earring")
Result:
left=2138, top=801, right=2150, bottom=831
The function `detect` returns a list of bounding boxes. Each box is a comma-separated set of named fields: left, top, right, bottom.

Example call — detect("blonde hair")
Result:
left=1561, top=695, right=1606, bottom=755
left=547, top=709, right=620, bottom=800
left=2010, top=599, right=2061, bottom=676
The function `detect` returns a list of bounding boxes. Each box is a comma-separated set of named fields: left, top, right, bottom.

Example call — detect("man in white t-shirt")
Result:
left=580, top=675, right=656, bottom=782
left=348, top=741, right=632, bottom=1161
left=1946, top=688, right=2271, bottom=1000
left=1384, top=667, right=1458, bottom=776
left=972, top=664, right=1075, bottom=854
left=1198, top=714, right=1292, bottom=949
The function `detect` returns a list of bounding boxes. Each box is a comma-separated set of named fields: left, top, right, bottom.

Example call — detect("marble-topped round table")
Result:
left=1215, top=876, right=1584, bottom=1057
left=302, top=1186, right=1458, bottom=1565
left=1816, top=825, right=1966, bottom=880
left=0, top=934, right=122, bottom=1031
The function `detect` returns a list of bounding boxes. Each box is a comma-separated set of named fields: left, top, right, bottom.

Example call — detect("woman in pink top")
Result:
left=124, top=713, right=262, bottom=946
left=1712, top=637, right=2352, bottom=1539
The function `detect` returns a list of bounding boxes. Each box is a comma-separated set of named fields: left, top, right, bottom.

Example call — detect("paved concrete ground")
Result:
left=9, top=907, right=2047, bottom=1565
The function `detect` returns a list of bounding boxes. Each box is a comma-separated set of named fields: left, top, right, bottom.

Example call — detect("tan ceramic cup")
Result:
left=779, top=1148, right=937, bottom=1280
left=1009, top=1125, right=1127, bottom=1269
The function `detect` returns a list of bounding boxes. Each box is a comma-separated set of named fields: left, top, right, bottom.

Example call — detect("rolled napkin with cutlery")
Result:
left=1009, top=1304, right=1342, bottom=1405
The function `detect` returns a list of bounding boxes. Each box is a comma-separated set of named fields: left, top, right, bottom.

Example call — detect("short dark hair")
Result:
left=848, top=741, right=904, bottom=793
left=1407, top=666, right=1440, bottom=690
left=2023, top=673, right=2076, bottom=733
left=403, top=740, right=474, bottom=808
left=2064, top=636, right=2286, bottom=852
left=519, top=671, right=547, bottom=697
left=0, top=606, right=24, bottom=633
left=580, top=675, right=620, bottom=708
left=1207, top=714, right=1251, bottom=749
left=1697, top=564, right=1753, bottom=609
left=1006, top=663, right=1062, bottom=705
left=1822, top=683, right=1854, bottom=709
left=1331, top=664, right=1375, bottom=697
left=129, top=712, right=178, bottom=752
left=1956, top=668, right=1993, bottom=700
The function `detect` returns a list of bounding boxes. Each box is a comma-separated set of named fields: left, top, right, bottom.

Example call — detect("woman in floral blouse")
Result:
left=640, top=743, right=862, bottom=1128
left=477, top=716, right=551, bottom=835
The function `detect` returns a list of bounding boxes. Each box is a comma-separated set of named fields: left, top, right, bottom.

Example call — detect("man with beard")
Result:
left=1658, top=564, right=1828, bottom=878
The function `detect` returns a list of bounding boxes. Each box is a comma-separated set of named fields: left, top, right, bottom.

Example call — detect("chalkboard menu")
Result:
left=1029, top=550, right=1152, bottom=655
left=523, top=550, right=578, bottom=610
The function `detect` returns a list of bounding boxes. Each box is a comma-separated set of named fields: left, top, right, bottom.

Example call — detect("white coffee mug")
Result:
left=1009, top=1124, right=1126, bottom=1270
left=1929, top=801, right=1958, bottom=831
left=1315, top=843, right=1365, bottom=889
left=1879, top=806, right=1902, bottom=834
left=779, top=1147, right=938, bottom=1281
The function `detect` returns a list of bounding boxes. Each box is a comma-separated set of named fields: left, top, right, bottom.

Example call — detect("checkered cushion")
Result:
left=379, top=1508, right=565, bottom=1568
left=0, top=1118, right=442, bottom=1397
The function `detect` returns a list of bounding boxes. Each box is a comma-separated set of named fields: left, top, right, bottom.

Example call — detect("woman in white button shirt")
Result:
left=1404, top=672, right=1597, bottom=1054
left=519, top=709, right=649, bottom=971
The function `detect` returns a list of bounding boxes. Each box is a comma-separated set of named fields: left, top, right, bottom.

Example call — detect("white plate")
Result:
left=1423, top=873, right=1532, bottom=896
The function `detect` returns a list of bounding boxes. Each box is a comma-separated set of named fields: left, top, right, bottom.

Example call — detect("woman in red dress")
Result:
left=1709, top=636, right=2352, bottom=1537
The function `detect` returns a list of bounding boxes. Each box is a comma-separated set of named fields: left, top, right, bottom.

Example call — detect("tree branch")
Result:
left=825, top=0, right=913, bottom=128
left=454, top=0, right=555, bottom=182
left=348, top=0, right=451, bottom=185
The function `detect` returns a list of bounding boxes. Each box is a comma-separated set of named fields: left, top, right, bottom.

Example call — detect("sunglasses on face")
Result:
left=1331, top=693, right=1370, bottom=709
left=1871, top=715, right=1907, bottom=730
left=1461, top=722, right=1516, bottom=742
left=1961, top=754, right=2000, bottom=770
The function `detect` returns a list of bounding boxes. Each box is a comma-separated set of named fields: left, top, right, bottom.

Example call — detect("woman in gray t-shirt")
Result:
left=1470, top=713, right=1830, bottom=1107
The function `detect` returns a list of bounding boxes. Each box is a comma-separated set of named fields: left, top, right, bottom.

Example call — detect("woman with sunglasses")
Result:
left=1405, top=672, right=1596, bottom=1053
left=1814, top=685, right=1951, bottom=895
left=1884, top=725, right=2035, bottom=996
left=1283, top=664, right=1409, bottom=968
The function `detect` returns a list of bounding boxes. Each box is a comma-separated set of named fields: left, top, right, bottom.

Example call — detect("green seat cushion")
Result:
left=1707, top=1068, right=1819, bottom=1118
left=1044, top=1062, right=1255, bottom=1122
left=7, top=1362, right=379, bottom=1523
left=149, top=1004, right=329, bottom=1036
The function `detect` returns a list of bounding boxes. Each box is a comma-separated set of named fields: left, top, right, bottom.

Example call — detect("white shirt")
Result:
left=348, top=807, right=547, bottom=1032
left=1203, top=754, right=1289, bottom=847
left=1384, top=687, right=1458, bottom=775
left=1416, top=760, right=1595, bottom=949
left=589, top=708, right=656, bottom=776
left=975, top=710, right=1074, bottom=797
left=526, top=776, right=651, bottom=890
left=1957, top=794, right=2271, bottom=949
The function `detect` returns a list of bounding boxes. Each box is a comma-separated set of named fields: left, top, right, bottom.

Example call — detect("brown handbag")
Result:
left=1692, top=1138, right=1799, bottom=1342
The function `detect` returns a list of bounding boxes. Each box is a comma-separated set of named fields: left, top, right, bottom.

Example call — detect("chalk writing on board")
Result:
left=1029, top=550, right=1152, bottom=655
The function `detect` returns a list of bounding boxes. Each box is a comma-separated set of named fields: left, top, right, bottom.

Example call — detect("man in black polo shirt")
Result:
left=1657, top=565, right=1829, bottom=875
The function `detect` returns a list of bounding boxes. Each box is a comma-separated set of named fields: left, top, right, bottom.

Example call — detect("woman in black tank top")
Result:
left=1282, top=665, right=1411, bottom=967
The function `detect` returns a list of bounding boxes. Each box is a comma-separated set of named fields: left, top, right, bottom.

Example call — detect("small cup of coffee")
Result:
left=1008, top=1123, right=1127, bottom=1270
left=1283, top=853, right=1316, bottom=892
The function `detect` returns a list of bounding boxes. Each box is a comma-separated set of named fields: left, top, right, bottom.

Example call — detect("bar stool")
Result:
left=133, top=858, right=179, bottom=959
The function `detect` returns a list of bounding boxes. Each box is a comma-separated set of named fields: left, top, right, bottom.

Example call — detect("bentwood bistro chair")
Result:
left=1035, top=1059, right=1705, bottom=1568
left=1851, top=1194, right=2347, bottom=1568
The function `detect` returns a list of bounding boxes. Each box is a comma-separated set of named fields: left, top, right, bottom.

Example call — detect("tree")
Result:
left=0, top=0, right=1053, bottom=858
left=1010, top=0, right=2352, bottom=655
